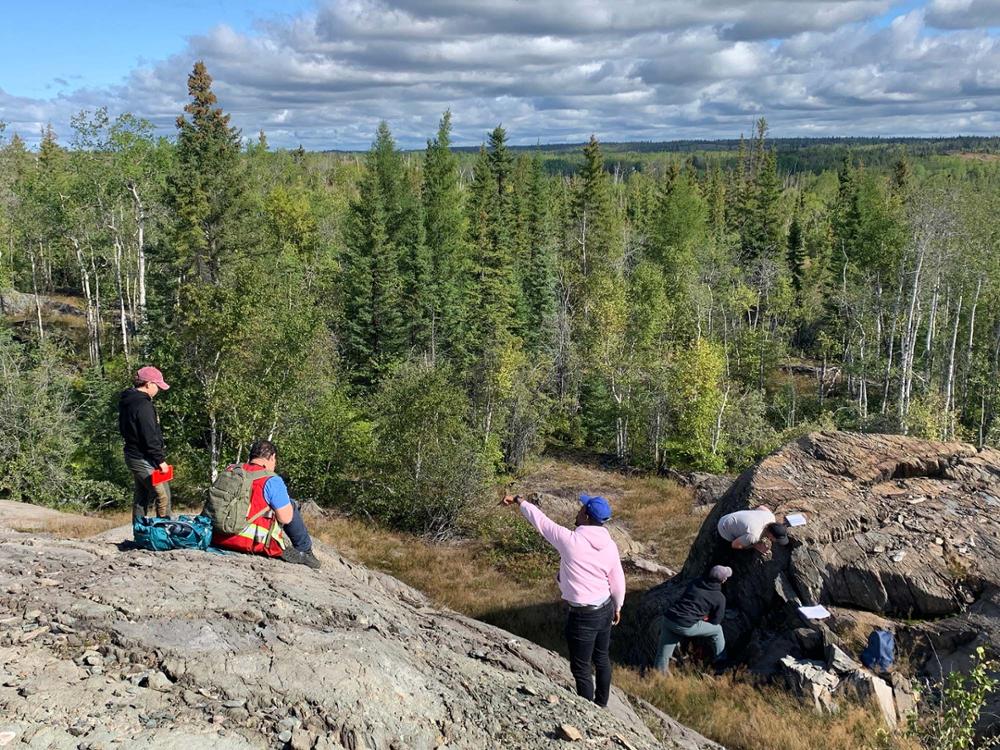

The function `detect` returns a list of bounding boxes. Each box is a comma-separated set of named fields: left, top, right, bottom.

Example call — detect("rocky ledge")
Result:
left=637, top=431, right=1000, bottom=731
left=0, top=526, right=719, bottom=749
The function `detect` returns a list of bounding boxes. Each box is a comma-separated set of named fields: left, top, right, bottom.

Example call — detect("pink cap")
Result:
left=136, top=366, right=170, bottom=390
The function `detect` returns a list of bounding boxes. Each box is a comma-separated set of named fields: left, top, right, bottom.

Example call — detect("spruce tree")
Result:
left=522, top=156, right=556, bottom=354
left=750, top=147, right=783, bottom=258
left=421, top=111, right=469, bottom=362
left=787, top=195, right=806, bottom=292
left=466, top=128, right=519, bottom=345
left=572, top=135, right=618, bottom=282
left=167, top=61, right=243, bottom=284
left=342, top=144, right=405, bottom=386
left=362, top=122, right=428, bottom=355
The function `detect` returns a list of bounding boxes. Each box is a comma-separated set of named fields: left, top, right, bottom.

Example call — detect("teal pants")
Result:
left=654, top=618, right=725, bottom=673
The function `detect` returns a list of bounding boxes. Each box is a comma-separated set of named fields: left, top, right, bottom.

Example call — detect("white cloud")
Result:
left=2, top=0, right=1000, bottom=149
left=927, top=0, right=1000, bottom=29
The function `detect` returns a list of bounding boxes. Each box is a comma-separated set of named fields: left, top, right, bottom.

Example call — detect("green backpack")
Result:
left=203, top=463, right=277, bottom=535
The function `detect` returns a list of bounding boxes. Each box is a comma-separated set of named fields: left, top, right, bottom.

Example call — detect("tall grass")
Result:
left=618, top=667, right=920, bottom=750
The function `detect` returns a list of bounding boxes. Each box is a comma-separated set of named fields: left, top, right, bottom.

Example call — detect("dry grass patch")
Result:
left=618, top=667, right=919, bottom=750
left=1, top=499, right=129, bottom=539
left=28, top=512, right=130, bottom=538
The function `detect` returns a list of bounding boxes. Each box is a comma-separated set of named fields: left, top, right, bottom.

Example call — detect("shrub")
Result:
left=359, top=361, right=493, bottom=538
left=0, top=334, right=78, bottom=506
left=909, top=646, right=1000, bottom=750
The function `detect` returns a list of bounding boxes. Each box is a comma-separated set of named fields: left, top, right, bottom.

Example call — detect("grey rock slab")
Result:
left=0, top=528, right=719, bottom=749
left=837, top=670, right=897, bottom=729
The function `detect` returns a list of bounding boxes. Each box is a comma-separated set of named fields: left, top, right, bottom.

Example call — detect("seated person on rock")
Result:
left=654, top=565, right=731, bottom=674
left=502, top=492, right=625, bottom=709
left=203, top=439, right=320, bottom=569
left=717, top=506, right=788, bottom=553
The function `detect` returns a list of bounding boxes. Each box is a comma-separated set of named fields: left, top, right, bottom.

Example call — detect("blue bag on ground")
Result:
left=860, top=629, right=895, bottom=671
left=133, top=514, right=213, bottom=551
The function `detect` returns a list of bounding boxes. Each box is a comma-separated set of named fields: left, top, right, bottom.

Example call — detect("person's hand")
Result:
left=158, top=462, right=169, bottom=473
left=752, top=540, right=769, bottom=554
left=501, top=494, right=523, bottom=507
left=611, top=610, right=621, bottom=626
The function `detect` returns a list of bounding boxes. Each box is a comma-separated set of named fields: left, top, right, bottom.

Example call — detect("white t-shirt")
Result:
left=717, top=508, right=776, bottom=547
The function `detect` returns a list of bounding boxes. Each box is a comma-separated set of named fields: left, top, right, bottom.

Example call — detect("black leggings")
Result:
left=564, top=599, right=614, bottom=707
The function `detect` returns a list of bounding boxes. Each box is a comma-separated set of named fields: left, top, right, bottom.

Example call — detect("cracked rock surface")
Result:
left=0, top=526, right=719, bottom=749
left=636, top=431, right=1000, bottom=729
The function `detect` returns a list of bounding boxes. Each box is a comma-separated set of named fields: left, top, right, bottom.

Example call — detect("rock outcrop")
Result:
left=0, top=527, right=720, bottom=749
left=636, top=432, right=1000, bottom=727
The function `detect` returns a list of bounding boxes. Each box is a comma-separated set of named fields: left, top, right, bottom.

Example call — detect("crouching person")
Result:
left=654, top=565, right=731, bottom=674
left=203, top=439, right=320, bottom=569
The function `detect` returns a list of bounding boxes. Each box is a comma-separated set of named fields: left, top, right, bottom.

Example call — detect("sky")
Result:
left=2, top=0, right=1000, bottom=149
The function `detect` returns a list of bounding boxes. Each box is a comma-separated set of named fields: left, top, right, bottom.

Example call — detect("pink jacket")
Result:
left=520, top=501, right=626, bottom=611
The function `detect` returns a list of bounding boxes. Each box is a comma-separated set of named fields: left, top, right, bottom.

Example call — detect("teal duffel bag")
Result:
left=133, top=514, right=213, bottom=551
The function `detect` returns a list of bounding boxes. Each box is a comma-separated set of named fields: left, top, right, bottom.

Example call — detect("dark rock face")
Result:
left=685, top=474, right=736, bottom=508
left=636, top=432, right=1000, bottom=724
left=0, top=528, right=720, bottom=750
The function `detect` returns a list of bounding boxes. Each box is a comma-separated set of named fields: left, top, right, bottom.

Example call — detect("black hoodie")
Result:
left=118, top=388, right=166, bottom=465
left=665, top=577, right=726, bottom=627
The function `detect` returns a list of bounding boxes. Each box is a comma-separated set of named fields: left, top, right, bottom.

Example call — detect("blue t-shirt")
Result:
left=262, top=475, right=292, bottom=510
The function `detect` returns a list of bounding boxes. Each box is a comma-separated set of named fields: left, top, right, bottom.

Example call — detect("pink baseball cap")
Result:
left=136, top=366, right=170, bottom=390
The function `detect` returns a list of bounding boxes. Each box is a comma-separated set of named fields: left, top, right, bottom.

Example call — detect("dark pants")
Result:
left=283, top=502, right=313, bottom=552
left=565, top=598, right=614, bottom=707
left=125, top=456, right=171, bottom=520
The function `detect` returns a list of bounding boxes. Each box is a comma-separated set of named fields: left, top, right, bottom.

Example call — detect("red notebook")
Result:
left=151, top=465, right=174, bottom=485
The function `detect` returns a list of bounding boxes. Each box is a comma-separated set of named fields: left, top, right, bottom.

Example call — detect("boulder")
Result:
left=0, top=528, right=721, bottom=750
left=825, top=644, right=862, bottom=676
left=0, top=289, right=84, bottom=320
left=837, top=670, right=897, bottom=729
left=635, top=432, right=1000, bottom=729
left=778, top=656, right=839, bottom=713
left=889, top=672, right=918, bottom=722
left=686, top=473, right=736, bottom=508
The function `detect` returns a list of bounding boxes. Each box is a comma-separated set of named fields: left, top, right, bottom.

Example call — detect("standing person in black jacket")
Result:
left=119, top=366, right=172, bottom=520
left=653, top=565, right=731, bottom=673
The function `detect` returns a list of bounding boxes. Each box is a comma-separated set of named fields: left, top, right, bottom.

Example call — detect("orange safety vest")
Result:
left=211, top=463, right=286, bottom=557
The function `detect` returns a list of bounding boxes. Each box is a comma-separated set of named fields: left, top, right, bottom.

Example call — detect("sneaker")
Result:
left=281, top=547, right=321, bottom=569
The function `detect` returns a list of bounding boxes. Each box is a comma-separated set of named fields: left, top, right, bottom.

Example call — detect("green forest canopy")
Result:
left=2, top=61, right=999, bottom=534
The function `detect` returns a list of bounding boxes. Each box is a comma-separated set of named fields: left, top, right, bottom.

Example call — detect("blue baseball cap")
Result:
left=579, top=494, right=612, bottom=524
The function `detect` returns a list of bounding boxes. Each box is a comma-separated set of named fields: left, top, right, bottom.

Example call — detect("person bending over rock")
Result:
left=204, top=439, right=320, bottom=569
left=502, top=493, right=625, bottom=708
left=118, top=365, right=172, bottom=521
left=654, top=565, right=731, bottom=674
left=717, top=506, right=788, bottom=553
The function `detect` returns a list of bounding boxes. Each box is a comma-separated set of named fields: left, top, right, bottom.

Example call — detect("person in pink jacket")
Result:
left=502, top=492, right=626, bottom=707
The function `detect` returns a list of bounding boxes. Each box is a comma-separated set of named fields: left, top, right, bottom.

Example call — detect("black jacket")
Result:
left=118, top=388, right=166, bottom=465
left=665, top=577, right=726, bottom=627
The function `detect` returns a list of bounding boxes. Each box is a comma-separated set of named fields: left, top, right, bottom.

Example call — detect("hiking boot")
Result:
left=281, top=547, right=321, bottom=570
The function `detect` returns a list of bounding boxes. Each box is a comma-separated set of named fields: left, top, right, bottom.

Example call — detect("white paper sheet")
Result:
left=785, top=513, right=807, bottom=527
left=798, top=604, right=831, bottom=620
